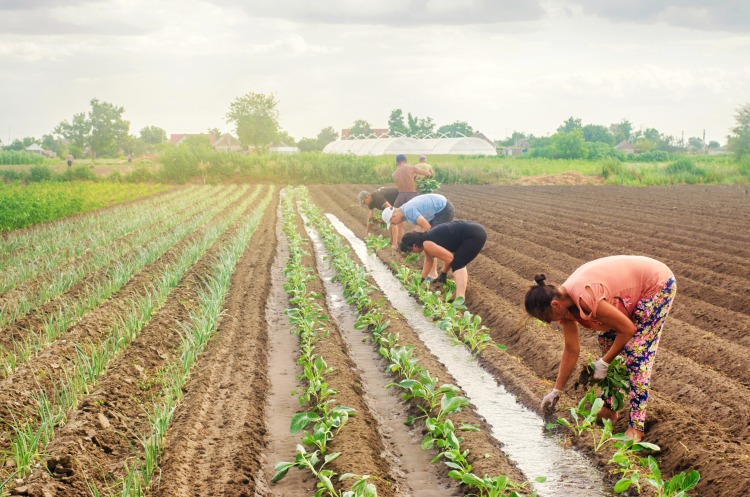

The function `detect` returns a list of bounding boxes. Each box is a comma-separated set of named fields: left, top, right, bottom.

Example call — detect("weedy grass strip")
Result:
left=272, top=189, right=377, bottom=497
left=0, top=181, right=171, bottom=232
left=296, top=187, right=541, bottom=497
left=0, top=187, right=262, bottom=483
left=0, top=187, right=249, bottom=376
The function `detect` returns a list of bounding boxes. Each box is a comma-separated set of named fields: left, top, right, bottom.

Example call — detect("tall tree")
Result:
left=406, top=113, right=435, bottom=137
left=226, top=92, right=280, bottom=151
left=729, top=102, right=750, bottom=160
left=316, top=126, right=338, bottom=147
left=55, top=99, right=129, bottom=160
left=388, top=109, right=408, bottom=136
left=437, top=121, right=474, bottom=137
left=557, top=116, right=582, bottom=134
left=551, top=129, right=587, bottom=159
left=350, top=119, right=373, bottom=137
left=140, top=126, right=167, bottom=144
left=277, top=129, right=296, bottom=146
left=609, top=119, right=633, bottom=144
left=207, top=127, right=222, bottom=140
left=6, top=137, right=39, bottom=151
left=581, top=124, right=613, bottom=144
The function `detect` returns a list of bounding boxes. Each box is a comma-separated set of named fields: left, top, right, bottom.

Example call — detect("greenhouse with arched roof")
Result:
left=322, top=137, right=496, bottom=156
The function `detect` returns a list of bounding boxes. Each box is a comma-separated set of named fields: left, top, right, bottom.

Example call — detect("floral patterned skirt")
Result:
left=596, top=276, right=677, bottom=430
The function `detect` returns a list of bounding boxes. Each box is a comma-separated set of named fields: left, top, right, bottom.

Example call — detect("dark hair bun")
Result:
left=533, top=274, right=546, bottom=286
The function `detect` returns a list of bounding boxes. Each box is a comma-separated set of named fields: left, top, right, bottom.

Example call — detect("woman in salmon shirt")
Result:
left=523, top=255, right=676, bottom=441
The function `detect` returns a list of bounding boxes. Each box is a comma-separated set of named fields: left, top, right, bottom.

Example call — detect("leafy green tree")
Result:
left=350, top=119, right=373, bottom=137
left=140, top=126, right=167, bottom=144
left=317, top=126, right=338, bottom=147
left=728, top=104, right=750, bottom=159
left=708, top=140, right=721, bottom=148
left=406, top=113, right=435, bottom=137
left=557, top=117, right=582, bottom=134
left=388, top=109, right=409, bottom=136
left=121, top=134, right=148, bottom=155
left=551, top=129, right=587, bottom=159
left=207, top=127, right=222, bottom=140
left=437, top=121, right=473, bottom=137
left=609, top=119, right=633, bottom=144
left=55, top=99, right=130, bottom=160
left=635, top=138, right=657, bottom=153
left=226, top=92, right=280, bottom=152
left=582, top=124, right=613, bottom=145
left=297, top=137, right=320, bottom=152
left=277, top=129, right=296, bottom=146
left=688, top=136, right=704, bottom=150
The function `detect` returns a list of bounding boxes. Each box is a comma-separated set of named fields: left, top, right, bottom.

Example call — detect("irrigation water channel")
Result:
left=321, top=213, right=610, bottom=497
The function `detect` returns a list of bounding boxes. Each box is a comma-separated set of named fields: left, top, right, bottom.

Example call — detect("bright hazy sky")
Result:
left=1, top=0, right=749, bottom=144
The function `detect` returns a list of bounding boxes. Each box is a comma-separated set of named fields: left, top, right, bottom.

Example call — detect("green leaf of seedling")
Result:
left=447, top=470, right=463, bottom=480
left=324, top=452, right=341, bottom=464
left=613, top=478, right=632, bottom=493
left=290, top=412, right=319, bottom=434
left=459, top=423, right=480, bottom=432
left=495, top=343, right=508, bottom=351
left=404, top=416, right=414, bottom=426
left=271, top=462, right=296, bottom=483
left=534, top=476, right=547, bottom=483
left=557, top=418, right=571, bottom=427
left=461, top=473, right=485, bottom=486
left=634, top=441, right=661, bottom=452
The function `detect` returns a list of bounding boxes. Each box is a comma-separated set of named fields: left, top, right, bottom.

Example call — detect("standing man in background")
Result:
left=392, top=154, right=432, bottom=248
left=66, top=153, right=74, bottom=168
left=417, top=154, right=434, bottom=175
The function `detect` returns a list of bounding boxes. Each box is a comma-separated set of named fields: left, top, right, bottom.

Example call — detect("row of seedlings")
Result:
left=550, top=361, right=700, bottom=496
left=272, top=190, right=377, bottom=497
left=0, top=186, right=234, bottom=329
left=0, top=186, right=244, bottom=377
left=0, top=186, right=204, bottom=293
left=100, top=187, right=276, bottom=496
left=297, top=188, right=541, bottom=497
left=0, top=186, right=263, bottom=486
left=368, top=220, right=701, bottom=496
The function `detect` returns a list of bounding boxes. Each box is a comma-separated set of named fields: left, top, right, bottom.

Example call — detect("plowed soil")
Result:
left=5, top=183, right=748, bottom=497
left=308, top=183, right=750, bottom=497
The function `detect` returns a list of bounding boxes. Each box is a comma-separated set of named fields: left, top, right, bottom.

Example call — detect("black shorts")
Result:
left=431, top=201, right=455, bottom=227
left=451, top=223, right=486, bottom=271
left=394, top=191, right=418, bottom=208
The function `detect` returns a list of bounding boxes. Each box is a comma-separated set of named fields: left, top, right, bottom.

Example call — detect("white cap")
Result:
left=381, top=207, right=394, bottom=228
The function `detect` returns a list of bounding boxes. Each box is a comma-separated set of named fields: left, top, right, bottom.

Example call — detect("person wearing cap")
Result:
left=399, top=221, right=487, bottom=300
left=382, top=194, right=455, bottom=278
left=392, top=154, right=432, bottom=247
left=357, top=187, right=399, bottom=238
left=523, top=256, right=676, bottom=442
left=417, top=155, right=434, bottom=176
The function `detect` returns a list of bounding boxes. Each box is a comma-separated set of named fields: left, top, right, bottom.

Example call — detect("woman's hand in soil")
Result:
left=541, top=388, right=561, bottom=411
left=593, top=358, right=610, bottom=380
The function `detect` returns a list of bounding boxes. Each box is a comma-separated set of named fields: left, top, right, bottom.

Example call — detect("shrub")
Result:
left=28, top=165, right=53, bottom=182
left=665, top=158, right=704, bottom=176
left=63, top=165, right=97, bottom=181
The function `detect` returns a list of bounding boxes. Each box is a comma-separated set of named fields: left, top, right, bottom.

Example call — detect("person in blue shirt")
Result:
left=382, top=193, right=455, bottom=277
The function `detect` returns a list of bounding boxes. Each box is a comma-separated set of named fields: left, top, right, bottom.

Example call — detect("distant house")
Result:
left=341, top=128, right=389, bottom=139
left=213, top=134, right=243, bottom=152
left=169, top=133, right=217, bottom=146
left=707, top=146, right=730, bottom=156
left=615, top=140, right=635, bottom=154
left=24, top=143, right=45, bottom=155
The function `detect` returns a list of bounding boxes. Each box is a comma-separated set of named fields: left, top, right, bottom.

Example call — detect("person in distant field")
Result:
left=524, top=255, right=676, bottom=442
left=357, top=186, right=399, bottom=239
left=400, top=221, right=486, bottom=300
left=381, top=193, right=454, bottom=276
left=416, top=154, right=434, bottom=176
left=128, top=153, right=133, bottom=163
left=67, top=153, right=74, bottom=168
left=392, top=154, right=432, bottom=247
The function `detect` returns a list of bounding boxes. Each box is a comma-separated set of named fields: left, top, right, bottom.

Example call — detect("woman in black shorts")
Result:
left=399, top=221, right=487, bottom=301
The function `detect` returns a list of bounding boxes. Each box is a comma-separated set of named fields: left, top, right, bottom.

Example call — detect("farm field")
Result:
left=1, top=183, right=748, bottom=497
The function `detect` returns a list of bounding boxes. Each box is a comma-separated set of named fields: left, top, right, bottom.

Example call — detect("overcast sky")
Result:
left=1, top=0, right=749, bottom=144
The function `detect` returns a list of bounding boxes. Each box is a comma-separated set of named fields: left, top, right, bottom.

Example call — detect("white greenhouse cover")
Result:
left=322, top=137, right=496, bottom=156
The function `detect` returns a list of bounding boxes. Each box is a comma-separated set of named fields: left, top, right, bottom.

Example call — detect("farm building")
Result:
left=213, top=134, right=243, bottom=152
left=614, top=140, right=635, bottom=154
left=322, top=137, right=497, bottom=156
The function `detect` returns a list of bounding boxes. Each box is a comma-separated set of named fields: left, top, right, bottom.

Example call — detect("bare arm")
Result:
left=423, top=241, right=454, bottom=271
left=414, top=166, right=431, bottom=178
left=365, top=210, right=373, bottom=236
left=554, top=320, right=581, bottom=391
left=415, top=215, right=432, bottom=231
left=421, top=253, right=434, bottom=279
left=583, top=299, right=637, bottom=364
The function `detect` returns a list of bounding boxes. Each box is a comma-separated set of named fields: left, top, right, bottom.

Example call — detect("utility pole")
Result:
left=702, top=129, right=706, bottom=154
